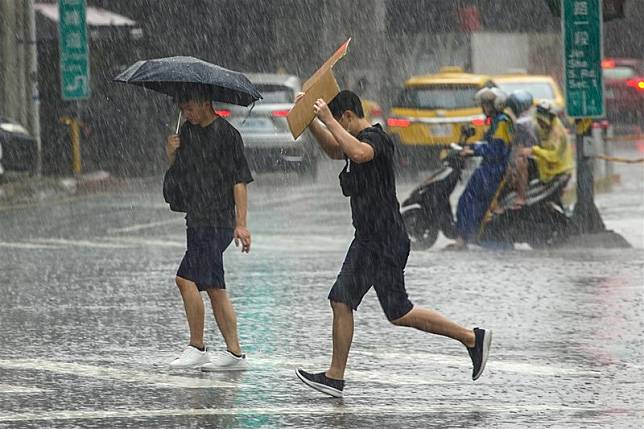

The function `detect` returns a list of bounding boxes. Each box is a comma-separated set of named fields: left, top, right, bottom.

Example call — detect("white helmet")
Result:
left=535, top=99, right=557, bottom=125
left=536, top=99, right=555, bottom=115
left=474, top=87, right=507, bottom=112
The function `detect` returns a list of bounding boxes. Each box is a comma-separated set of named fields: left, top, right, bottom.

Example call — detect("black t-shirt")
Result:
left=166, top=118, right=253, bottom=228
left=339, top=124, right=406, bottom=240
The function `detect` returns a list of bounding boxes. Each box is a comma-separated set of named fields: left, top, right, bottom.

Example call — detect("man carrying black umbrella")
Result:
left=163, top=89, right=253, bottom=371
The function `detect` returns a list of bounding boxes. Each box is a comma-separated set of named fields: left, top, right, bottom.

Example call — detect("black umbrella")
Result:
left=113, top=56, right=262, bottom=107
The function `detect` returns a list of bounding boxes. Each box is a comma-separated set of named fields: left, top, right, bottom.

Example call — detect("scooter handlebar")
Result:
left=446, top=141, right=482, bottom=158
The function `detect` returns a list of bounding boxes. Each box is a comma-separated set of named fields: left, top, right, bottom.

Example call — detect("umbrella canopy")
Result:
left=113, top=56, right=262, bottom=106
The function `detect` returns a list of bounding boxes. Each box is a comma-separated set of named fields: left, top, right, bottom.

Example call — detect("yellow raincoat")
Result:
left=532, top=117, right=573, bottom=183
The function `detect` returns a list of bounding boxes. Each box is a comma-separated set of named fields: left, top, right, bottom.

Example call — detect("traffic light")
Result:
left=545, top=0, right=625, bottom=21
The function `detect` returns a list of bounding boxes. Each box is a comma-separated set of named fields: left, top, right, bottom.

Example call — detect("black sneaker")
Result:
left=467, top=327, right=492, bottom=381
left=295, top=368, right=344, bottom=398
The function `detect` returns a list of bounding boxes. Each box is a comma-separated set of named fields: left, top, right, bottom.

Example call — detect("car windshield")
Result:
left=254, top=84, right=294, bottom=104
left=603, top=66, right=637, bottom=80
left=496, top=82, right=555, bottom=100
left=395, top=85, right=479, bottom=110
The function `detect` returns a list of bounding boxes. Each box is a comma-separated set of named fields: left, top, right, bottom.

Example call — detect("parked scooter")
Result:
left=400, top=125, right=474, bottom=249
left=400, top=126, right=572, bottom=249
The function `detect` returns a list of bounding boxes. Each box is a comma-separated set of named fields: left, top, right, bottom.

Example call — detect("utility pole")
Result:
left=26, top=0, right=42, bottom=176
left=0, top=2, right=7, bottom=117
left=16, top=0, right=28, bottom=126
left=1, top=1, right=20, bottom=121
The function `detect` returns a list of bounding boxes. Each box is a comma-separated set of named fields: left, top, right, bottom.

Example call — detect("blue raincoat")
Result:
left=455, top=113, right=512, bottom=242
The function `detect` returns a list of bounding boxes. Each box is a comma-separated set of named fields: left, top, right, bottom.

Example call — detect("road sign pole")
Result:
left=58, top=0, right=89, bottom=175
left=572, top=119, right=605, bottom=233
left=563, top=0, right=606, bottom=234
left=27, top=0, right=42, bottom=177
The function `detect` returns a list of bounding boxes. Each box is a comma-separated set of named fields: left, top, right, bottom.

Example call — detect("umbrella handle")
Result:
left=175, top=111, right=182, bottom=134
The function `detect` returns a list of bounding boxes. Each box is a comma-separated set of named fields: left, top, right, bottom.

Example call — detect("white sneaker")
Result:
left=169, top=345, right=209, bottom=369
left=201, top=351, right=248, bottom=372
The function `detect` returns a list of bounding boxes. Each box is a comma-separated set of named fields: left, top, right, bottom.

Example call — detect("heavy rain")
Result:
left=0, top=1, right=643, bottom=428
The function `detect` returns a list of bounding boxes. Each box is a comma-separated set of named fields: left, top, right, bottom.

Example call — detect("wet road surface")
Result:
left=0, top=142, right=642, bottom=428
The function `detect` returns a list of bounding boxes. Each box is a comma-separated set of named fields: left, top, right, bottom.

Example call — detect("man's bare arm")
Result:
left=166, top=134, right=180, bottom=164
left=324, top=119, right=374, bottom=164
left=233, top=183, right=251, bottom=253
left=294, top=92, right=343, bottom=160
left=234, top=183, right=248, bottom=227
left=308, top=119, right=344, bottom=160
left=313, top=99, right=374, bottom=164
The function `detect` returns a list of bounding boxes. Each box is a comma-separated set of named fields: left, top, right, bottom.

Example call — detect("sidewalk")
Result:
left=0, top=170, right=121, bottom=207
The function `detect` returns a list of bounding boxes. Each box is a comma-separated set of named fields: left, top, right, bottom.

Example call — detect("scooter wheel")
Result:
left=402, top=208, right=439, bottom=250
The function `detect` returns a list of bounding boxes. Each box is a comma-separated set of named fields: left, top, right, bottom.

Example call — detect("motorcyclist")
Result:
left=504, top=90, right=538, bottom=209
left=448, top=87, right=512, bottom=249
left=518, top=100, right=573, bottom=184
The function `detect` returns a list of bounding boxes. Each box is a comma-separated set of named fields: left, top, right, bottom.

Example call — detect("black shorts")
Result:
left=328, top=237, right=414, bottom=321
left=177, top=227, right=233, bottom=291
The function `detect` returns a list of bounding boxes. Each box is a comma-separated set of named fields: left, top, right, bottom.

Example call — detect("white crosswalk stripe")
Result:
left=1, top=403, right=641, bottom=423
left=0, top=384, right=48, bottom=394
left=0, top=359, right=238, bottom=389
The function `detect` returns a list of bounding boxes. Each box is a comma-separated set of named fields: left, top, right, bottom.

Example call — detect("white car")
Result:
left=0, top=117, right=36, bottom=180
left=215, top=73, right=318, bottom=177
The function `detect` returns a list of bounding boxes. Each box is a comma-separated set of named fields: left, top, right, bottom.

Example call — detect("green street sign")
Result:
left=58, top=0, right=90, bottom=100
left=563, top=0, right=604, bottom=118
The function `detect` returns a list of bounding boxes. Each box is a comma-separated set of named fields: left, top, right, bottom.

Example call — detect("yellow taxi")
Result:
left=387, top=67, right=493, bottom=170
left=492, top=73, right=565, bottom=113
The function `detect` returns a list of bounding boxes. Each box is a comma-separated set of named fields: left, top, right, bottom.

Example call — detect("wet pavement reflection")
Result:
left=1, top=147, right=643, bottom=428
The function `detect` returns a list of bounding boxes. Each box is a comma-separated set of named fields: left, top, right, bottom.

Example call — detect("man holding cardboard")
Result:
left=294, top=90, right=493, bottom=397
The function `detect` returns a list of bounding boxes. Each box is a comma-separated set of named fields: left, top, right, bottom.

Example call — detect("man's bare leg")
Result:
left=206, top=288, right=242, bottom=355
left=176, top=276, right=205, bottom=349
left=392, top=306, right=475, bottom=348
left=327, top=300, right=354, bottom=380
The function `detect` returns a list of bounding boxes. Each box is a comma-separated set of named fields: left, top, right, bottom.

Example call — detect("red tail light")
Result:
left=370, top=107, right=384, bottom=117
left=387, top=117, right=411, bottom=128
left=271, top=110, right=290, bottom=117
left=592, top=120, right=610, bottom=129
left=626, top=79, right=644, bottom=90
left=601, top=59, right=616, bottom=69
left=471, top=118, right=485, bottom=126
left=215, top=109, right=231, bottom=117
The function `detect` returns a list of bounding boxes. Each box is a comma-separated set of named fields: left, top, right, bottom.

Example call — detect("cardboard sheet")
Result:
left=287, top=38, right=351, bottom=139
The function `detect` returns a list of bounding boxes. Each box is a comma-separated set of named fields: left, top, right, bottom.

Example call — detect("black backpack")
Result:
left=163, top=158, right=190, bottom=213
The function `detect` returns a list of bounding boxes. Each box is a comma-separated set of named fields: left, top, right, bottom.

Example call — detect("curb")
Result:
left=0, top=170, right=119, bottom=207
